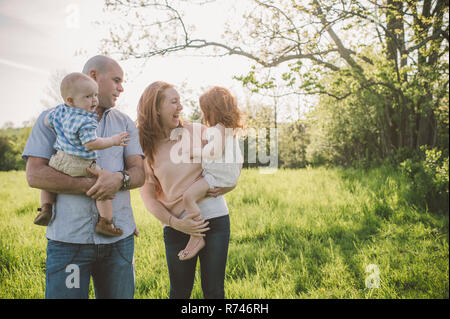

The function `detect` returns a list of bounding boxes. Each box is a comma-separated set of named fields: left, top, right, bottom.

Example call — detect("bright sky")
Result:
left=0, top=0, right=266, bottom=128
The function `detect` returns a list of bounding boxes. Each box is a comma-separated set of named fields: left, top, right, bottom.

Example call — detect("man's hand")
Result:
left=206, top=185, right=236, bottom=198
left=86, top=168, right=122, bottom=200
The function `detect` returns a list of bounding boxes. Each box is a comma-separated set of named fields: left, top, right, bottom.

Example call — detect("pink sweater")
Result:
left=144, top=122, right=205, bottom=217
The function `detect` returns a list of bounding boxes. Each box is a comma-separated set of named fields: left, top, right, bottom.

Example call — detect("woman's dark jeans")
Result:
left=163, top=215, right=230, bottom=299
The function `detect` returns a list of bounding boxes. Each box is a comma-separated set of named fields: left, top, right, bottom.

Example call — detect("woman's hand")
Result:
left=171, top=212, right=210, bottom=237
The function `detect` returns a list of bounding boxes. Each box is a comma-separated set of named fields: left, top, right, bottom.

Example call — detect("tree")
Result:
left=40, top=69, right=68, bottom=109
left=1, top=122, right=14, bottom=129
left=0, top=136, right=16, bottom=171
left=0, top=133, right=26, bottom=171
left=101, top=0, right=449, bottom=163
left=278, top=120, right=309, bottom=168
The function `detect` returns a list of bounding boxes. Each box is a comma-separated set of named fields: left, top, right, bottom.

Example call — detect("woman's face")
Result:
left=160, top=87, right=183, bottom=130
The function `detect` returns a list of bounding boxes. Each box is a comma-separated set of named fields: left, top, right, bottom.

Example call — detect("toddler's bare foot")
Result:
left=178, top=236, right=205, bottom=261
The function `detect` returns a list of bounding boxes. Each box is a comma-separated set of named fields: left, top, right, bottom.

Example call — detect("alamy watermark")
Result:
left=168, top=126, right=278, bottom=174
left=365, top=264, right=380, bottom=289
left=65, top=264, right=80, bottom=289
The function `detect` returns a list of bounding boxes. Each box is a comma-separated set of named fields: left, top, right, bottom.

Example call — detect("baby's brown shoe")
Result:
left=95, top=217, right=123, bottom=237
left=34, top=203, right=53, bottom=226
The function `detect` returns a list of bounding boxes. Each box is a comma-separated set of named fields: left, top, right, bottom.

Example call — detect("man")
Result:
left=22, top=55, right=145, bottom=299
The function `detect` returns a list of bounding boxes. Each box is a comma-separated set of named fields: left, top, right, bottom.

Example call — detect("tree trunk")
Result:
left=414, top=0, right=441, bottom=149
left=384, top=0, right=404, bottom=153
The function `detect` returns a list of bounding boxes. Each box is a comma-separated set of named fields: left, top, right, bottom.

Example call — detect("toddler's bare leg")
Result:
left=34, top=190, right=56, bottom=226
left=95, top=199, right=123, bottom=237
left=179, top=178, right=211, bottom=261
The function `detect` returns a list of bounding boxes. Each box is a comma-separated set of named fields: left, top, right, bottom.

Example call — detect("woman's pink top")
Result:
left=144, top=122, right=221, bottom=218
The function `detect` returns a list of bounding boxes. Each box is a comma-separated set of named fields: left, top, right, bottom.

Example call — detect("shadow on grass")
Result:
left=227, top=207, right=382, bottom=290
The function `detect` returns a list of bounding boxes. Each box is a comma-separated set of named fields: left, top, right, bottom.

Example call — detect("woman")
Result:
left=138, top=81, right=235, bottom=299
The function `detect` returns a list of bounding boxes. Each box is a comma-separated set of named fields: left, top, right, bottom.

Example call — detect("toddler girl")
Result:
left=177, top=86, right=244, bottom=260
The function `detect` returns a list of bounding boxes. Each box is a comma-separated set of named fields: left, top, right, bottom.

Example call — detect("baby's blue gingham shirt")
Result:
left=47, top=104, right=98, bottom=159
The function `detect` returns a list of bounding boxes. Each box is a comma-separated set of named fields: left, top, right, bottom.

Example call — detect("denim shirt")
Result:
left=22, top=107, right=145, bottom=244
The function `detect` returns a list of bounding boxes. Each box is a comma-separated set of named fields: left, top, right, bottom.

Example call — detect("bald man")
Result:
left=22, top=55, right=145, bottom=299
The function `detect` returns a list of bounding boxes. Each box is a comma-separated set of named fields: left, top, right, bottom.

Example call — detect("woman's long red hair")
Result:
left=137, top=81, right=175, bottom=165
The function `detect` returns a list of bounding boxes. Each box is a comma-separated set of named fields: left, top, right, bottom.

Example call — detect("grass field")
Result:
left=0, top=167, right=448, bottom=299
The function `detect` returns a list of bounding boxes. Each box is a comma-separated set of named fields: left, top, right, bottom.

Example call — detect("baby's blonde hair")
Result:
left=60, top=72, right=97, bottom=101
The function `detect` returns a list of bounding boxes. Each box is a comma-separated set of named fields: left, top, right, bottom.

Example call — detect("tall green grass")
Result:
left=0, top=167, right=448, bottom=298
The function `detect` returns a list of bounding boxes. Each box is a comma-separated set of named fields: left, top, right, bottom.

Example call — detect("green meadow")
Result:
left=0, top=168, right=448, bottom=299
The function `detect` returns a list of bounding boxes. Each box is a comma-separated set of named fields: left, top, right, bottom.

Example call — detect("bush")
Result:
left=278, top=121, right=308, bottom=168
left=0, top=136, right=19, bottom=171
left=400, top=146, right=449, bottom=214
left=0, top=127, right=29, bottom=171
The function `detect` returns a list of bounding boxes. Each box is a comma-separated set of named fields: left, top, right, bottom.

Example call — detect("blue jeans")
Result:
left=45, top=234, right=135, bottom=299
left=163, top=215, right=230, bottom=299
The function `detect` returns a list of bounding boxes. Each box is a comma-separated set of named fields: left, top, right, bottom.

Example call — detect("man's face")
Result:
left=96, top=61, right=124, bottom=109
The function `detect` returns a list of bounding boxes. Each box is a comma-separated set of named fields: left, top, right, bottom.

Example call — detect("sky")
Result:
left=0, top=0, right=267, bottom=128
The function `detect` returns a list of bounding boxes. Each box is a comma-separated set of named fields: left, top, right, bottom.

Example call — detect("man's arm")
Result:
left=123, top=154, right=145, bottom=190
left=86, top=154, right=145, bottom=200
left=26, top=156, right=96, bottom=195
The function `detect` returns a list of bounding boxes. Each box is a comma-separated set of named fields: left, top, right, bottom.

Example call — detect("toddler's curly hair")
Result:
left=199, top=87, right=245, bottom=133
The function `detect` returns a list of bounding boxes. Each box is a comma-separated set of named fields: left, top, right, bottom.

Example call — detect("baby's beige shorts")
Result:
left=49, top=150, right=101, bottom=177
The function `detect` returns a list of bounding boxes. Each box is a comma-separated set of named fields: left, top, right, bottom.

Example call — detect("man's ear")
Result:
left=89, top=69, right=97, bottom=81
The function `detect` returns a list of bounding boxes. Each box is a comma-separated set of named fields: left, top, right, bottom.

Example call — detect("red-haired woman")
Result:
left=137, top=82, right=239, bottom=299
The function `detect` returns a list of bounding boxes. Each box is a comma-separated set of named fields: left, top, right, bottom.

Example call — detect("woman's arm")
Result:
left=139, top=181, right=210, bottom=237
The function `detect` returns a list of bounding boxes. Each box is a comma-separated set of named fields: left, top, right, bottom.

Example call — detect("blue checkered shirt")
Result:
left=47, top=104, right=98, bottom=159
